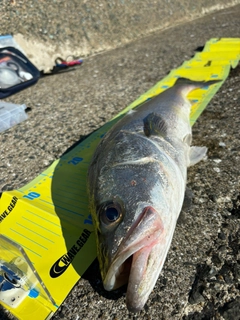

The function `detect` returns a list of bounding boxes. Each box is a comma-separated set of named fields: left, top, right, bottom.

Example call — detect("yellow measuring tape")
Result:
left=0, top=38, right=239, bottom=320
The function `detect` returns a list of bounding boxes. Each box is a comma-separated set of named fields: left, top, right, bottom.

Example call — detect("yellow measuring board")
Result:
left=0, top=38, right=239, bottom=320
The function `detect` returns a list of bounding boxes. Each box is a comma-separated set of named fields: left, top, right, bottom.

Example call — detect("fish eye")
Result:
left=105, top=207, right=119, bottom=222
left=100, top=202, right=122, bottom=226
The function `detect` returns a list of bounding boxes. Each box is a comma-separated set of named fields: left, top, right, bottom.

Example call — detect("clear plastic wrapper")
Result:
left=0, top=101, right=28, bottom=133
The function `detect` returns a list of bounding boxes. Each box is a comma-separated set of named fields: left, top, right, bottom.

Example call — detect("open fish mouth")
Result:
left=103, top=206, right=165, bottom=311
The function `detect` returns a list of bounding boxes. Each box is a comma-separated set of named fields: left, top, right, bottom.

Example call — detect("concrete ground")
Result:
left=1, top=0, right=240, bottom=71
left=0, top=4, right=240, bottom=320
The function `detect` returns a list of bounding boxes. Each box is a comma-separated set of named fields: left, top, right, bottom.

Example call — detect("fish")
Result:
left=87, top=77, right=220, bottom=312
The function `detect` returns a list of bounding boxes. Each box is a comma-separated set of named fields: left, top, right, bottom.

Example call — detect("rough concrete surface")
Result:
left=0, top=3, right=240, bottom=320
left=1, top=0, right=240, bottom=71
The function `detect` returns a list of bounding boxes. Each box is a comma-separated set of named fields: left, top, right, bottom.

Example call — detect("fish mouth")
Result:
left=103, top=206, right=165, bottom=312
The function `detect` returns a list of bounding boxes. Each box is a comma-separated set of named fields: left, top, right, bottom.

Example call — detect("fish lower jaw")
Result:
left=103, top=245, right=162, bottom=312
left=126, top=299, right=146, bottom=313
left=103, top=255, right=133, bottom=291
left=103, top=240, right=157, bottom=292
left=103, top=240, right=169, bottom=312
left=103, top=212, right=164, bottom=291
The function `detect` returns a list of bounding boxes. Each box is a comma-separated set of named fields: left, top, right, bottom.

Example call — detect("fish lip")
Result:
left=103, top=206, right=164, bottom=291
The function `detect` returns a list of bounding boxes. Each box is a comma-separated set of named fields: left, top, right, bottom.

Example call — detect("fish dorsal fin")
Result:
left=188, top=146, right=208, bottom=166
left=143, top=112, right=167, bottom=137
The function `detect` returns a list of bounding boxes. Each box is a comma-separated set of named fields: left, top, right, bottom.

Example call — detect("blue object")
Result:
left=28, top=288, right=39, bottom=298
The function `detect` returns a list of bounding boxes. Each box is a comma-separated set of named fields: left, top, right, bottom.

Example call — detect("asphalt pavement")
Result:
left=0, top=4, right=240, bottom=320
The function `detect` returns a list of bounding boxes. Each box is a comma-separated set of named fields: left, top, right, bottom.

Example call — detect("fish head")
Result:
left=88, top=150, right=170, bottom=312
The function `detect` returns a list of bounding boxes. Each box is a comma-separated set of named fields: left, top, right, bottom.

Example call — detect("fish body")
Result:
left=87, top=78, right=219, bottom=312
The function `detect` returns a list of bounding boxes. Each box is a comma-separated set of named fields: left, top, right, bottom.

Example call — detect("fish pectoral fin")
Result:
left=183, top=133, right=192, bottom=145
left=188, top=146, right=208, bottom=166
left=143, top=112, right=167, bottom=137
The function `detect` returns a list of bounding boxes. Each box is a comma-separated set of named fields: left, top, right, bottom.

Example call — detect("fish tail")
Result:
left=175, top=77, right=222, bottom=87
left=174, top=77, right=222, bottom=96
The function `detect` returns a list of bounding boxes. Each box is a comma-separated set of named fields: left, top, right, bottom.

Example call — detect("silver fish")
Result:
left=87, top=78, right=219, bottom=312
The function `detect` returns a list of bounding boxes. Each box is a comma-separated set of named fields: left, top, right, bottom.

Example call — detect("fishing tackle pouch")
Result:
left=0, top=47, right=40, bottom=99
